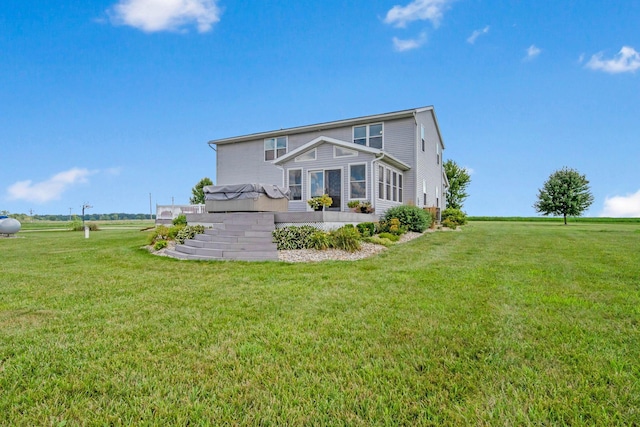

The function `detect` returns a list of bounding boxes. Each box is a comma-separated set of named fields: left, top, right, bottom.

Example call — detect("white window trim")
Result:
left=378, top=164, right=403, bottom=203
left=352, top=123, right=384, bottom=149
left=264, top=136, right=288, bottom=162
left=307, top=168, right=344, bottom=211
left=348, top=163, right=368, bottom=200
left=288, top=168, right=303, bottom=202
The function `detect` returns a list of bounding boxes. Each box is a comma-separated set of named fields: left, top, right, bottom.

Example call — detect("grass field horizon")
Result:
left=1, top=221, right=639, bottom=425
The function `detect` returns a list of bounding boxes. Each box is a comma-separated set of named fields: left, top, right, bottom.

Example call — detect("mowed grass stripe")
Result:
left=1, top=222, right=639, bottom=425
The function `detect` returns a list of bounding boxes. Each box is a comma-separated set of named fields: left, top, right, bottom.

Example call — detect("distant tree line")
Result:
left=1, top=212, right=154, bottom=221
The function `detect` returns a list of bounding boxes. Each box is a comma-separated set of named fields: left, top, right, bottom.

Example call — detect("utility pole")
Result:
left=82, top=203, right=92, bottom=226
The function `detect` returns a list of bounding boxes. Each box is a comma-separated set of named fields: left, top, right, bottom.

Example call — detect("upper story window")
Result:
left=421, top=125, right=425, bottom=152
left=264, top=136, right=287, bottom=161
left=353, top=123, right=383, bottom=149
left=436, top=143, right=440, bottom=165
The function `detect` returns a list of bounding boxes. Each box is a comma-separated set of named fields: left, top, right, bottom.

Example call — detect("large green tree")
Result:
left=444, top=160, right=471, bottom=210
left=533, top=167, right=594, bottom=225
left=190, top=177, right=213, bottom=204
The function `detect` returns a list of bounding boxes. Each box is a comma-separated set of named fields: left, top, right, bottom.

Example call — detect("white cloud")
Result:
left=600, top=190, right=640, bottom=217
left=6, top=168, right=96, bottom=204
left=393, top=33, right=427, bottom=52
left=524, top=44, right=541, bottom=60
left=108, top=0, right=221, bottom=33
left=586, top=46, right=640, bottom=74
left=384, top=0, right=453, bottom=28
left=467, top=26, right=489, bottom=44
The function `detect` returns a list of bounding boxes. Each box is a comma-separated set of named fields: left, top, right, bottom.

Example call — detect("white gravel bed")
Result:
left=277, top=231, right=425, bottom=263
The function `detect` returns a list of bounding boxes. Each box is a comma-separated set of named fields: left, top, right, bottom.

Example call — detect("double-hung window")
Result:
left=353, top=123, right=383, bottom=149
left=264, top=136, right=287, bottom=161
left=288, top=169, right=302, bottom=201
left=349, top=164, right=366, bottom=199
left=379, top=165, right=403, bottom=203
left=378, top=165, right=384, bottom=200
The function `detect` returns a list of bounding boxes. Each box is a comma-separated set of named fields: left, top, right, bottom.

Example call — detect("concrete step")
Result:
left=165, top=212, right=278, bottom=262
left=164, top=250, right=223, bottom=261
left=186, top=240, right=277, bottom=251
left=194, top=234, right=238, bottom=243
left=175, top=244, right=224, bottom=258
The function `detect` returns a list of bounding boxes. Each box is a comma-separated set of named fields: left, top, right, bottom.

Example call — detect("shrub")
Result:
left=309, top=230, right=331, bottom=250
left=148, top=225, right=171, bottom=245
left=175, top=225, right=205, bottom=244
left=272, top=226, right=319, bottom=250
left=172, top=214, right=187, bottom=226
left=364, top=236, right=395, bottom=247
left=154, top=240, right=168, bottom=250
left=70, top=219, right=99, bottom=232
left=442, top=218, right=457, bottom=229
left=441, top=208, right=467, bottom=228
left=382, top=205, right=431, bottom=233
left=330, top=225, right=361, bottom=252
left=377, top=232, right=400, bottom=242
left=356, top=222, right=376, bottom=237
left=378, top=218, right=406, bottom=236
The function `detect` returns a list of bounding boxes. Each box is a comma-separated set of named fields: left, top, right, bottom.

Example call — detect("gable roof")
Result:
left=208, top=106, right=438, bottom=147
left=273, top=136, right=411, bottom=171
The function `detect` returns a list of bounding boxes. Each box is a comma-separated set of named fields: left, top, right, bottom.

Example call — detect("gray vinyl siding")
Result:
left=216, top=139, right=284, bottom=186
left=379, top=116, right=417, bottom=205
left=414, top=109, right=445, bottom=209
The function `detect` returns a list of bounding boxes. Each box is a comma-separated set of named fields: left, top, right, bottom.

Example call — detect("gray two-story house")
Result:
left=208, top=106, right=447, bottom=216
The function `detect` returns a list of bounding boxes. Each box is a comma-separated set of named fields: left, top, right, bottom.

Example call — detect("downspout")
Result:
left=208, top=143, right=217, bottom=184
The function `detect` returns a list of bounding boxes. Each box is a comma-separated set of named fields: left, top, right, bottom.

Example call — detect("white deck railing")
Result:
left=156, top=204, right=206, bottom=223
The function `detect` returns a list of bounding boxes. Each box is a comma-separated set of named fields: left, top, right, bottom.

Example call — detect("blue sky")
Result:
left=1, top=0, right=639, bottom=217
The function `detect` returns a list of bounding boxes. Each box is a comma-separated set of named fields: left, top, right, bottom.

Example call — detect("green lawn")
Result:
left=1, top=222, right=639, bottom=425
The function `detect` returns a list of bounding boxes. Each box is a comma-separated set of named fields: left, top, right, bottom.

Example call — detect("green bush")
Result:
left=154, top=240, right=168, bottom=250
left=378, top=218, right=406, bottom=236
left=357, top=222, right=376, bottom=237
left=377, top=232, right=400, bottom=242
left=148, top=225, right=170, bottom=245
left=441, top=208, right=467, bottom=228
left=309, top=230, right=331, bottom=250
left=364, top=236, right=395, bottom=247
left=272, top=226, right=319, bottom=250
left=70, top=219, right=99, bottom=232
left=172, top=214, right=187, bottom=226
left=330, top=225, right=361, bottom=252
left=175, top=225, right=205, bottom=244
left=381, top=205, right=431, bottom=233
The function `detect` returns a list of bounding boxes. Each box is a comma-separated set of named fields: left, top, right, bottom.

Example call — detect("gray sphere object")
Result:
left=0, top=218, right=21, bottom=234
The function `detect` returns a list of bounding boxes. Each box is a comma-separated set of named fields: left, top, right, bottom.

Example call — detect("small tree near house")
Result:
left=190, top=177, right=213, bottom=205
left=444, top=159, right=471, bottom=210
left=533, top=167, right=594, bottom=225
